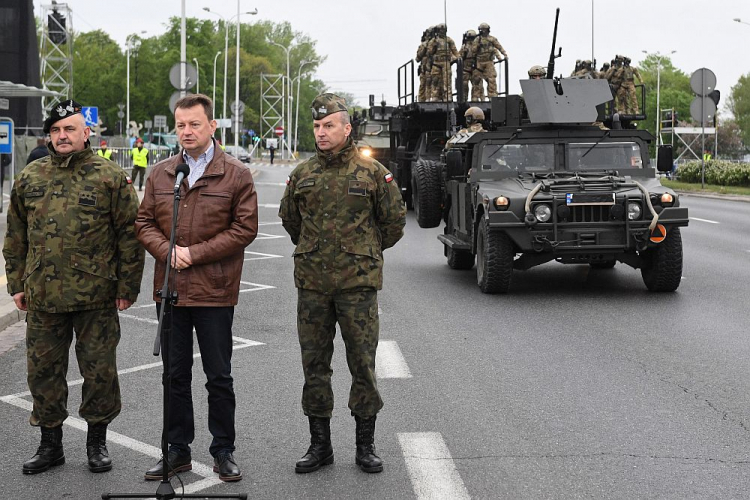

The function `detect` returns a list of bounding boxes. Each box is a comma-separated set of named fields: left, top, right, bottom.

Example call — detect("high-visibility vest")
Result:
left=131, top=147, right=149, bottom=167
left=97, top=149, right=113, bottom=160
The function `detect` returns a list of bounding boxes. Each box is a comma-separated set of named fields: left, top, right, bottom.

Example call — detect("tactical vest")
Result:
left=475, top=37, right=494, bottom=62
left=433, top=38, right=451, bottom=62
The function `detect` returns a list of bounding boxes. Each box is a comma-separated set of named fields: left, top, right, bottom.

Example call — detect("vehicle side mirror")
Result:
left=656, top=145, right=673, bottom=172
left=446, top=149, right=464, bottom=179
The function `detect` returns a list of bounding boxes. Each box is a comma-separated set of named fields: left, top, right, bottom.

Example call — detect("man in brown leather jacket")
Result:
left=135, top=93, right=258, bottom=483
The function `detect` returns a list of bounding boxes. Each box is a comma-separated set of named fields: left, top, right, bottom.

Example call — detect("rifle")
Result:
left=546, top=8, right=562, bottom=79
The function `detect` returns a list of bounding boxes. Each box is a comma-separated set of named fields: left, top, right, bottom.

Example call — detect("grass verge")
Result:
left=661, top=179, right=750, bottom=197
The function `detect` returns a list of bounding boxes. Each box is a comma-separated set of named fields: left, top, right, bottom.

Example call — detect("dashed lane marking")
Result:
left=258, top=221, right=283, bottom=226
left=398, top=432, right=471, bottom=500
left=255, top=232, right=285, bottom=240
left=376, top=340, right=412, bottom=379
left=258, top=203, right=280, bottom=209
left=254, top=182, right=287, bottom=187
left=244, top=250, right=283, bottom=261
left=690, top=217, right=720, bottom=224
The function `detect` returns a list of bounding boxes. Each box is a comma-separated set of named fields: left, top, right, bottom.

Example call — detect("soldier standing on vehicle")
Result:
left=4, top=99, right=145, bottom=476
left=573, top=60, right=596, bottom=79
left=459, top=30, right=482, bottom=101
left=447, top=106, right=487, bottom=148
left=130, top=137, right=148, bottom=191
left=279, top=93, right=406, bottom=475
left=606, top=56, right=625, bottom=111
left=416, top=27, right=433, bottom=102
left=428, top=24, right=458, bottom=102
left=618, top=57, right=643, bottom=114
left=597, top=62, right=610, bottom=80
left=473, top=23, right=507, bottom=99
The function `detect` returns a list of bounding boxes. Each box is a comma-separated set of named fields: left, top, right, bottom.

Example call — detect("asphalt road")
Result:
left=0, top=166, right=748, bottom=499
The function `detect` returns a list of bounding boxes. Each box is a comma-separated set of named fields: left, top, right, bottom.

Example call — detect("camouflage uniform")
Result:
left=4, top=144, right=144, bottom=427
left=460, top=31, right=483, bottom=101
left=473, top=31, right=507, bottom=98
left=617, top=61, right=643, bottom=114
left=416, top=31, right=432, bottom=102
left=428, top=27, right=458, bottom=102
left=279, top=130, right=405, bottom=418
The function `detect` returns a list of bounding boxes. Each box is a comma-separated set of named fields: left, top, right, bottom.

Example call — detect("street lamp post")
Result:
left=192, top=57, right=200, bottom=94
left=294, top=59, right=313, bottom=157
left=125, top=31, right=145, bottom=139
left=642, top=50, right=676, bottom=146
left=270, top=41, right=292, bottom=159
left=203, top=6, right=257, bottom=146
left=212, top=50, right=222, bottom=120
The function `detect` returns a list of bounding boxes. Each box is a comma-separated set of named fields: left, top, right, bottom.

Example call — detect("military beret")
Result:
left=310, top=93, right=347, bottom=120
left=43, top=99, right=83, bottom=133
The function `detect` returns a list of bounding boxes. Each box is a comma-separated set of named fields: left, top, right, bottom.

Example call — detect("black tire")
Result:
left=476, top=218, right=514, bottom=294
left=640, top=227, right=683, bottom=292
left=412, top=159, right=443, bottom=228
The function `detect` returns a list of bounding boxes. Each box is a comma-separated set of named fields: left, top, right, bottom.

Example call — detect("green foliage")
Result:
left=729, top=73, right=750, bottom=146
left=69, top=17, right=326, bottom=150
left=676, top=160, right=750, bottom=186
left=637, top=55, right=693, bottom=146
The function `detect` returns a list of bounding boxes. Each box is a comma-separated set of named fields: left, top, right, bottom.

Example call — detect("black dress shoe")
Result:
left=213, top=452, right=242, bottom=482
left=144, top=449, right=192, bottom=480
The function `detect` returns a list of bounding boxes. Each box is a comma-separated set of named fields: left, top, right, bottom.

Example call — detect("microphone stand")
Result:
left=104, top=179, right=246, bottom=500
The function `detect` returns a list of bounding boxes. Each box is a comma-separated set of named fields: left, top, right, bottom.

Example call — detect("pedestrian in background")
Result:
left=136, top=93, right=258, bottom=483
left=279, top=93, right=406, bottom=474
left=130, top=137, right=148, bottom=191
left=97, top=139, right=113, bottom=160
left=4, top=99, right=144, bottom=475
left=269, top=141, right=276, bottom=164
left=26, top=136, right=50, bottom=165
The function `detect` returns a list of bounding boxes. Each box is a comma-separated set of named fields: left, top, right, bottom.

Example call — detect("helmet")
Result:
left=464, top=106, right=485, bottom=125
left=478, top=22, right=490, bottom=31
left=624, top=56, right=631, bottom=64
left=528, top=65, right=546, bottom=78
left=466, top=29, right=477, bottom=37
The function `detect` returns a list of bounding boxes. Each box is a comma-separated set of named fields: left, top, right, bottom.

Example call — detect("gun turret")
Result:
left=546, top=8, right=562, bottom=79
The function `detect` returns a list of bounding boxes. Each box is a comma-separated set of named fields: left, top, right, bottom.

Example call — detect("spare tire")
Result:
left=412, top=159, right=443, bottom=228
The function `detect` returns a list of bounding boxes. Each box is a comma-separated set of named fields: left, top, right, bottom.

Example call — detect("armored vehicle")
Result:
left=390, top=9, right=687, bottom=294
left=353, top=96, right=394, bottom=164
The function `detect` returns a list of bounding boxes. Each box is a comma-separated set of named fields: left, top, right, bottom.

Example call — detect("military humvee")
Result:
left=391, top=9, right=688, bottom=294
left=353, top=96, right=394, bottom=165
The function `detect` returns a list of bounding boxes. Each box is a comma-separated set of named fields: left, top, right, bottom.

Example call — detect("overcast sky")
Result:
left=35, top=0, right=750, bottom=112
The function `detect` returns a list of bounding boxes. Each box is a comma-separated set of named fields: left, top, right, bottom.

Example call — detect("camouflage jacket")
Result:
left=428, top=36, right=458, bottom=64
left=460, top=40, right=478, bottom=71
left=3, top=144, right=144, bottom=312
left=279, top=139, right=406, bottom=293
left=473, top=34, right=507, bottom=62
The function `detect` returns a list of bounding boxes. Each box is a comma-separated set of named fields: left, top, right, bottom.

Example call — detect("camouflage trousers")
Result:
left=476, top=60, right=498, bottom=97
left=617, top=83, right=640, bottom=115
left=132, top=166, right=146, bottom=189
left=26, top=307, right=121, bottom=428
left=463, top=69, right=485, bottom=101
left=297, top=288, right=382, bottom=419
left=430, top=63, right=453, bottom=101
left=418, top=71, right=431, bottom=102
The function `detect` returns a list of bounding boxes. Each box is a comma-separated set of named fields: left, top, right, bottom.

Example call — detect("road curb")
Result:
left=675, top=190, right=750, bottom=203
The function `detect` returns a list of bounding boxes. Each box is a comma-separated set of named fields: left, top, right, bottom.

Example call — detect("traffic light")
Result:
left=708, top=89, right=720, bottom=107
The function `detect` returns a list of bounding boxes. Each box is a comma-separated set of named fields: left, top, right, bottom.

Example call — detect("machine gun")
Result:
left=546, top=8, right=562, bottom=79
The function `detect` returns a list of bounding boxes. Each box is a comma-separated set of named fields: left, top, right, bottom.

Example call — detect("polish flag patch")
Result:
left=286, top=176, right=291, bottom=185
left=126, top=176, right=133, bottom=184
left=384, top=173, right=394, bottom=183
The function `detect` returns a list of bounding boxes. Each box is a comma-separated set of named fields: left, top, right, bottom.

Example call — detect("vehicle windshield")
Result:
left=567, top=142, right=643, bottom=170
left=359, top=122, right=389, bottom=137
left=480, top=143, right=555, bottom=173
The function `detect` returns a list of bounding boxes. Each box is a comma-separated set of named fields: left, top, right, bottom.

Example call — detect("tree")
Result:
left=716, top=119, right=745, bottom=159
left=728, top=73, right=750, bottom=146
left=637, top=54, right=693, bottom=141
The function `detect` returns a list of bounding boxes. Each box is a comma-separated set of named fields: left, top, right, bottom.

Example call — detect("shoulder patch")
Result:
left=126, top=176, right=133, bottom=184
left=286, top=176, right=291, bottom=185
left=384, top=173, right=394, bottom=183
left=298, top=178, right=315, bottom=189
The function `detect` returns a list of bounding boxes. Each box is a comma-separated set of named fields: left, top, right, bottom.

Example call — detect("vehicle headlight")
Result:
left=493, top=196, right=510, bottom=211
left=627, top=201, right=642, bottom=220
left=660, top=192, right=674, bottom=206
left=534, top=203, right=552, bottom=222
left=361, top=148, right=373, bottom=157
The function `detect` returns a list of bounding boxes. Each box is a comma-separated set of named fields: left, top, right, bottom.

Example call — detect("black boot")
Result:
left=295, top=416, right=334, bottom=473
left=355, top=415, right=383, bottom=473
left=22, top=426, right=65, bottom=474
left=86, top=423, right=112, bottom=472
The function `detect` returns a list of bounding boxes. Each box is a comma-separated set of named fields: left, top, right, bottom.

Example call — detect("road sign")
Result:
left=690, top=96, right=716, bottom=124
left=274, top=126, right=284, bottom=136
left=216, top=118, right=232, bottom=128
left=169, top=62, right=198, bottom=90
left=0, top=121, right=12, bottom=154
left=690, top=68, right=716, bottom=96
left=82, top=106, right=98, bottom=127
left=154, top=115, right=167, bottom=128
left=144, top=120, right=153, bottom=129
left=117, top=110, right=125, bottom=119
left=248, top=129, right=256, bottom=137
left=231, top=100, right=245, bottom=115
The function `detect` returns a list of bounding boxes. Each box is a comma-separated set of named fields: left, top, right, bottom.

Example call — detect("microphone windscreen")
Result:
left=175, top=163, right=190, bottom=176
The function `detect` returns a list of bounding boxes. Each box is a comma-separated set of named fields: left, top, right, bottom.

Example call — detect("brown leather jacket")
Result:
left=135, top=146, right=258, bottom=306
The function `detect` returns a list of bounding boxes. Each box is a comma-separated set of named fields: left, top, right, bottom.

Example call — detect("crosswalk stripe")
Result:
left=376, top=340, right=412, bottom=379
left=398, top=432, right=471, bottom=500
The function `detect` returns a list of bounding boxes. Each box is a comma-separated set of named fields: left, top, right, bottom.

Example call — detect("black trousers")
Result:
left=157, top=304, right=236, bottom=457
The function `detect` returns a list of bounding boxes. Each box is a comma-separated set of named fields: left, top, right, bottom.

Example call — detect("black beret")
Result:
left=43, top=99, right=83, bottom=134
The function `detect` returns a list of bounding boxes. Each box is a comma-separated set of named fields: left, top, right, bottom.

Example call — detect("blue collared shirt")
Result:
left=182, top=140, right=215, bottom=188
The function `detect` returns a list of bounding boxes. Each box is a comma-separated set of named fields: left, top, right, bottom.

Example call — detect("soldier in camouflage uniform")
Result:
left=617, top=57, right=644, bottom=114
left=3, top=99, right=145, bottom=475
left=460, top=30, right=484, bottom=101
left=605, top=56, right=625, bottom=110
left=473, top=22, right=507, bottom=99
left=573, top=60, right=596, bottom=79
left=416, top=27, right=433, bottom=102
left=428, top=24, right=458, bottom=102
left=279, top=93, right=406, bottom=474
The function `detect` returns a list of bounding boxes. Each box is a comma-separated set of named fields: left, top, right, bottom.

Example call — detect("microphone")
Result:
left=174, top=163, right=190, bottom=191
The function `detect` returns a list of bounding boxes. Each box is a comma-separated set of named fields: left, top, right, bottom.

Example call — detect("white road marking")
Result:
left=239, top=281, right=276, bottom=292
left=258, top=203, right=280, bottom=209
left=254, top=182, right=287, bottom=187
left=258, top=221, right=283, bottom=226
left=244, top=250, right=283, bottom=261
left=127, top=303, right=157, bottom=310
left=254, top=232, right=285, bottom=240
left=376, top=340, right=412, bottom=379
left=690, top=217, right=720, bottom=224
left=398, top=432, right=471, bottom=500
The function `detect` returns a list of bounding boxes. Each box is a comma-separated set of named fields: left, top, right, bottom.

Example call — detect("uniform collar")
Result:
left=315, top=137, right=356, bottom=167
left=49, top=143, right=94, bottom=168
